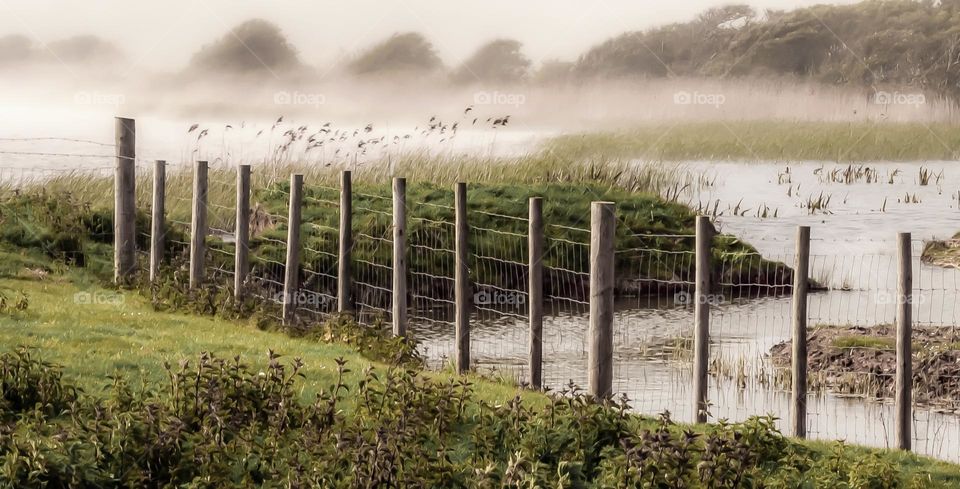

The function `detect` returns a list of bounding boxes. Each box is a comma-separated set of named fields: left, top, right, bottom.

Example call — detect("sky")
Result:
left=0, top=0, right=861, bottom=70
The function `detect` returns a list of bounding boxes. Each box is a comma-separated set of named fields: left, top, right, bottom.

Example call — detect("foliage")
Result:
left=348, top=32, right=443, bottom=75
left=452, top=39, right=531, bottom=84
left=189, top=18, right=303, bottom=74
left=0, top=348, right=952, bottom=488
left=573, top=0, right=960, bottom=100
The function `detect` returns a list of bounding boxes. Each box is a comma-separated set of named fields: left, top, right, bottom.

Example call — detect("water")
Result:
left=1, top=112, right=958, bottom=461
left=409, top=159, right=960, bottom=462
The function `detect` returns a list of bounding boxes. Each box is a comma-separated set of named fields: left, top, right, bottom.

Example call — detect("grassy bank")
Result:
left=2, top=269, right=960, bottom=486
left=545, top=121, right=960, bottom=162
left=0, top=177, right=794, bottom=312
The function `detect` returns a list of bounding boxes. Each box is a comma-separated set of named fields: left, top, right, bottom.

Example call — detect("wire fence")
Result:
left=1, top=132, right=959, bottom=464
left=408, top=196, right=457, bottom=368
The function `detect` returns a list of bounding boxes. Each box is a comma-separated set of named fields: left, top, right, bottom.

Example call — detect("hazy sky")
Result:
left=0, top=0, right=859, bottom=70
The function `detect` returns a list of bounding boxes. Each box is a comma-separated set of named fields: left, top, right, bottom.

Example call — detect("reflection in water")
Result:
left=413, top=160, right=960, bottom=462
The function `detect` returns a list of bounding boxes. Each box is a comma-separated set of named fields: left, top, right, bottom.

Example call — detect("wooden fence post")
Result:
left=189, top=161, right=208, bottom=289
left=791, top=225, right=811, bottom=438
left=234, top=165, right=251, bottom=299
left=282, top=174, right=304, bottom=325
left=392, top=177, right=408, bottom=337
left=896, top=232, right=913, bottom=451
left=455, top=182, right=471, bottom=374
left=588, top=201, right=615, bottom=399
left=693, top=215, right=712, bottom=423
left=149, top=160, right=165, bottom=283
left=528, top=197, right=544, bottom=390
left=114, top=117, right=136, bottom=285
left=338, top=170, right=352, bottom=313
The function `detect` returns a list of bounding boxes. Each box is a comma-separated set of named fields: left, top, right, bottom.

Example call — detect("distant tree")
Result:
left=567, top=0, right=960, bottom=100
left=48, top=35, right=123, bottom=63
left=533, top=59, right=575, bottom=85
left=0, top=35, right=36, bottom=63
left=348, top=32, right=442, bottom=75
left=189, top=19, right=301, bottom=74
left=452, top=39, right=530, bottom=84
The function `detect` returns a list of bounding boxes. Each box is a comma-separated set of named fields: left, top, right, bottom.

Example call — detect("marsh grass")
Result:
left=0, top=156, right=791, bottom=305
left=545, top=121, right=960, bottom=162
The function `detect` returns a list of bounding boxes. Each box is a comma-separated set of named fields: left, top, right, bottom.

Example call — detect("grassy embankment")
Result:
left=2, top=259, right=960, bottom=486
left=545, top=121, right=960, bottom=162
left=15, top=162, right=791, bottom=308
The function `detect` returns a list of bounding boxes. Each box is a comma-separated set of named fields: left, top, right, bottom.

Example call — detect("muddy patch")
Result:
left=922, top=236, right=960, bottom=269
left=770, top=325, right=960, bottom=412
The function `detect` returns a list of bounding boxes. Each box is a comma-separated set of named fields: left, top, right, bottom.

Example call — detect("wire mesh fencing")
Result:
left=3, top=132, right=960, bottom=465
left=613, top=232, right=697, bottom=421
left=540, top=224, right=591, bottom=393
left=408, top=194, right=458, bottom=369
left=298, top=183, right=340, bottom=321
left=352, top=189, right=394, bottom=326
left=468, top=208, right=529, bottom=381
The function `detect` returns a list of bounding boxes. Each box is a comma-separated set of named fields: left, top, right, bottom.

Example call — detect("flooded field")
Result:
left=410, top=159, right=960, bottom=462
left=2, top=112, right=959, bottom=462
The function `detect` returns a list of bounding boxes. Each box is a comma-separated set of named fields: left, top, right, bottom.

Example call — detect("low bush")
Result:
left=0, top=348, right=941, bottom=488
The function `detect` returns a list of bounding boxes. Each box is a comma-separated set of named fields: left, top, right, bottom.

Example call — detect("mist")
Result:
left=1, top=0, right=956, bottom=164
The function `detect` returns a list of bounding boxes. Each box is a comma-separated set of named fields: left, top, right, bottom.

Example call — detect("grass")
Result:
left=1, top=263, right=960, bottom=485
left=831, top=335, right=896, bottom=350
left=0, top=267, right=536, bottom=411
left=545, top=121, right=960, bottom=162
left=0, top=172, right=793, bottom=312
left=0, top=224, right=960, bottom=487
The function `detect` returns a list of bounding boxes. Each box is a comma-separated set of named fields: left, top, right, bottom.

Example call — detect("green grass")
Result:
left=0, top=270, right=959, bottom=486
left=545, top=121, right=960, bottom=162
left=0, top=271, right=534, bottom=409
left=831, top=335, right=897, bottom=350
left=0, top=237, right=956, bottom=486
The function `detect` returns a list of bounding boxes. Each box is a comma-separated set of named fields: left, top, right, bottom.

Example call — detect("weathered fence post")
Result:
left=528, top=197, right=544, bottom=390
left=693, top=215, right=712, bottom=423
left=282, top=174, right=304, bottom=325
left=338, top=170, right=352, bottom=313
left=896, top=232, right=913, bottom=451
left=791, top=225, right=811, bottom=438
left=149, top=160, right=165, bottom=283
left=455, top=182, right=471, bottom=374
left=114, top=117, right=136, bottom=285
left=189, top=161, right=208, bottom=289
left=234, top=165, right=251, bottom=299
left=392, top=177, right=408, bottom=337
left=588, top=201, right=615, bottom=399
